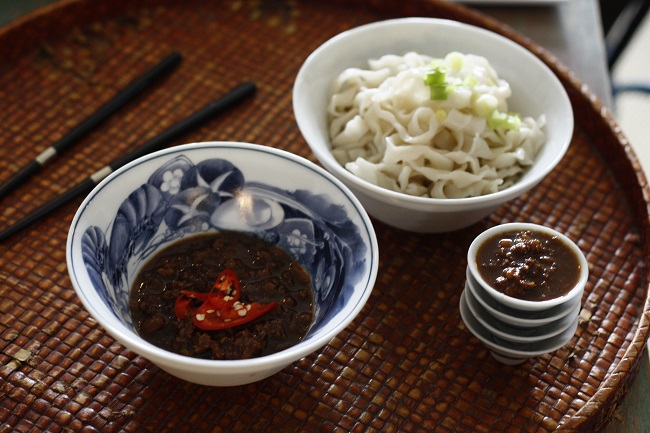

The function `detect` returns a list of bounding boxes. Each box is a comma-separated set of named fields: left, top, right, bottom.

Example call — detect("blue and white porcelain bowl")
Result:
left=66, top=142, right=379, bottom=386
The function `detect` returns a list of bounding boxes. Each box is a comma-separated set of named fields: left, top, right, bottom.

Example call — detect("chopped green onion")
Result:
left=425, top=67, right=451, bottom=100
left=463, top=74, right=479, bottom=88
left=488, top=110, right=522, bottom=131
left=425, top=67, right=447, bottom=86
left=429, top=85, right=449, bottom=100
left=474, top=94, right=498, bottom=117
left=445, top=52, right=465, bottom=70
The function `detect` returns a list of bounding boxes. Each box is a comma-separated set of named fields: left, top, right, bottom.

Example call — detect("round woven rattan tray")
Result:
left=1, top=1, right=649, bottom=432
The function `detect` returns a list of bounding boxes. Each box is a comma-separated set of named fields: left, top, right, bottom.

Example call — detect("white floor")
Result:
left=611, top=12, right=650, bottom=175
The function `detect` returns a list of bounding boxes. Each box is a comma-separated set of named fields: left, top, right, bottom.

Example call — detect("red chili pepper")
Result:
left=193, top=300, right=278, bottom=331
left=207, top=268, right=240, bottom=310
left=174, top=290, right=208, bottom=320
left=174, top=269, right=277, bottom=330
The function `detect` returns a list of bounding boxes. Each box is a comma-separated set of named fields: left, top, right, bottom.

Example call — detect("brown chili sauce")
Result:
left=129, top=231, right=314, bottom=360
left=475, top=229, right=582, bottom=301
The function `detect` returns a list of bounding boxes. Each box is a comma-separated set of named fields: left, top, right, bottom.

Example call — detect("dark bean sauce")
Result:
left=129, top=231, right=314, bottom=360
left=476, top=229, right=582, bottom=302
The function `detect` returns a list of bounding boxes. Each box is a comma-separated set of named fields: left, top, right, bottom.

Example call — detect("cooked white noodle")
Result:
left=328, top=52, right=546, bottom=199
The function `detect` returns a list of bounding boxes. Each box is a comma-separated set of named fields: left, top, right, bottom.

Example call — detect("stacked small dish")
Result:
left=461, top=223, right=588, bottom=365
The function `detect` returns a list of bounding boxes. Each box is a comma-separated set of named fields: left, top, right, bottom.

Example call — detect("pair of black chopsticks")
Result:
left=0, top=52, right=256, bottom=242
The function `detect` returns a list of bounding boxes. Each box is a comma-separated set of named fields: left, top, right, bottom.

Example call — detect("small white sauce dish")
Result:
left=467, top=222, right=588, bottom=311
left=460, top=291, right=579, bottom=365
left=461, top=222, right=588, bottom=364
left=465, top=268, right=581, bottom=328
left=463, top=283, right=579, bottom=344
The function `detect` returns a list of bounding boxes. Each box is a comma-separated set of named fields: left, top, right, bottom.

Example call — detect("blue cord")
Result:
left=613, top=83, right=650, bottom=96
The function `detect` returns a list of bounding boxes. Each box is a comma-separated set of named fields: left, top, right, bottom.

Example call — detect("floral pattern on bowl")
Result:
left=80, top=151, right=370, bottom=331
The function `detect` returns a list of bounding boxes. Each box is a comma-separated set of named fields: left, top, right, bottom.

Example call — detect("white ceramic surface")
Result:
left=467, top=222, right=588, bottom=311
left=293, top=17, right=574, bottom=232
left=463, top=283, right=578, bottom=343
left=459, top=291, right=579, bottom=365
left=67, top=142, right=379, bottom=386
left=465, top=268, right=581, bottom=328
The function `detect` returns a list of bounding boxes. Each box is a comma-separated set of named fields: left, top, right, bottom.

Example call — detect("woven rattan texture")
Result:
left=0, top=1, right=648, bottom=432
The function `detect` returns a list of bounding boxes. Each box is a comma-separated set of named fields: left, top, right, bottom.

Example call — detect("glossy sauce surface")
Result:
left=476, top=229, right=582, bottom=301
left=129, top=231, right=314, bottom=360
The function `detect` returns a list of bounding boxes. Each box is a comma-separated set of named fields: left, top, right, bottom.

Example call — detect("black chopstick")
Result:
left=0, top=81, right=257, bottom=243
left=0, top=52, right=183, bottom=201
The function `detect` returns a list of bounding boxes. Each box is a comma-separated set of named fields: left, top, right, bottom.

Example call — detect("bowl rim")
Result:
left=463, top=283, right=578, bottom=343
left=466, top=222, right=588, bottom=310
left=465, top=270, right=581, bottom=327
left=66, top=141, right=379, bottom=373
left=292, top=17, right=574, bottom=209
left=459, top=290, right=578, bottom=358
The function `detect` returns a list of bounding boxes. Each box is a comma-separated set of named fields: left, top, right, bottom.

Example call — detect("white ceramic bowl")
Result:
left=465, top=268, right=581, bottom=328
left=467, top=222, right=588, bottom=311
left=460, top=291, right=578, bottom=365
left=67, top=142, right=379, bottom=386
left=463, top=283, right=578, bottom=344
left=293, top=17, right=574, bottom=232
